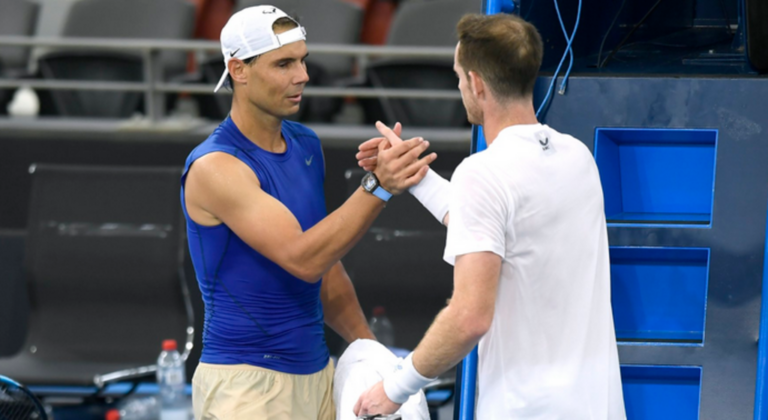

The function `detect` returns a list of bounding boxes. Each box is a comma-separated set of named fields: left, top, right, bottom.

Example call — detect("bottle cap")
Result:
left=162, top=339, right=178, bottom=351
left=373, top=306, right=386, bottom=317
left=105, top=409, right=120, bottom=420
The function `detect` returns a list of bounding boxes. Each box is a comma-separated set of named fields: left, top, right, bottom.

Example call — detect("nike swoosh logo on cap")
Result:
left=230, top=48, right=240, bottom=57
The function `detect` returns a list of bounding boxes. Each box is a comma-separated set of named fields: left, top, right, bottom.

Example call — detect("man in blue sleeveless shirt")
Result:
left=181, top=6, right=435, bottom=420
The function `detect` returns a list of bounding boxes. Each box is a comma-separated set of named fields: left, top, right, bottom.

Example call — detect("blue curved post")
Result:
left=454, top=347, right=479, bottom=420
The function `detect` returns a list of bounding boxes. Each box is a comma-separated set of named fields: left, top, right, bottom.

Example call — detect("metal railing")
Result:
left=0, top=36, right=459, bottom=122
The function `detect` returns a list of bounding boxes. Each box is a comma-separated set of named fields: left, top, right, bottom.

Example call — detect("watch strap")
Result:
left=372, top=185, right=392, bottom=202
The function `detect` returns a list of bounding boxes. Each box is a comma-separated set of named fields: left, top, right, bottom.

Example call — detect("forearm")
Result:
left=412, top=305, right=483, bottom=377
left=381, top=304, right=484, bottom=404
left=321, top=262, right=374, bottom=343
left=288, top=188, right=385, bottom=281
left=409, top=254, right=500, bottom=377
left=284, top=134, right=434, bottom=281
left=409, top=169, right=451, bottom=226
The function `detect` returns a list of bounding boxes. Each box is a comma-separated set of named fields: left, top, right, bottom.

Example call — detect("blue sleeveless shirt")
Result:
left=180, top=117, right=329, bottom=374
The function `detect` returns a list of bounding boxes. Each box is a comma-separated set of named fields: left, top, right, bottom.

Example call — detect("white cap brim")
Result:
left=214, top=67, right=230, bottom=93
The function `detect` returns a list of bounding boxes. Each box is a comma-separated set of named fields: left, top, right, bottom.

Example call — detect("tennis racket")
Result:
left=0, top=375, right=48, bottom=420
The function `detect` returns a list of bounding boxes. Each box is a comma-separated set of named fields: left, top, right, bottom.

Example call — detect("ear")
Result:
left=228, top=59, right=249, bottom=87
left=468, top=70, right=486, bottom=101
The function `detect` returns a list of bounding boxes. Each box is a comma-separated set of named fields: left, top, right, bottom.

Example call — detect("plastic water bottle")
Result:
left=105, top=396, right=159, bottom=420
left=369, top=306, right=395, bottom=348
left=157, top=339, right=187, bottom=420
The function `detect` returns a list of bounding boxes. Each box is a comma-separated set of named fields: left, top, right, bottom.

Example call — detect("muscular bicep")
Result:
left=185, top=152, right=309, bottom=279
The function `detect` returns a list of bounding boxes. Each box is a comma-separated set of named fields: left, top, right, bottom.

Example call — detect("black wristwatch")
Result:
left=361, top=172, right=393, bottom=202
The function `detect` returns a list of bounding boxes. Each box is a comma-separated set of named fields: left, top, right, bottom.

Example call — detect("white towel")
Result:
left=333, top=339, right=430, bottom=420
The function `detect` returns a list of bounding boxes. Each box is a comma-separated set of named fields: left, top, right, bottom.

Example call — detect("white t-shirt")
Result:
left=444, top=124, right=626, bottom=420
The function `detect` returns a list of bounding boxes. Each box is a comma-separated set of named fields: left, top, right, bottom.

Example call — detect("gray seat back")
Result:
left=387, top=0, right=481, bottom=47
left=0, top=0, right=39, bottom=74
left=37, top=51, right=143, bottom=118
left=62, top=0, right=195, bottom=77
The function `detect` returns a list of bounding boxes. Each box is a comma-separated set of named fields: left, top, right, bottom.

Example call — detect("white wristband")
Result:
left=383, top=353, right=436, bottom=404
left=408, top=169, right=450, bottom=224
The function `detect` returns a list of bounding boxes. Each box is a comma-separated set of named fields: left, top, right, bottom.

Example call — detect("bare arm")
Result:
left=185, top=136, right=435, bottom=282
left=354, top=251, right=501, bottom=416
left=321, top=261, right=374, bottom=343
left=411, top=251, right=500, bottom=375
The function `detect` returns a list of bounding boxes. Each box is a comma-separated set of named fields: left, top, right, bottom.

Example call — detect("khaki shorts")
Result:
left=192, top=360, right=335, bottom=420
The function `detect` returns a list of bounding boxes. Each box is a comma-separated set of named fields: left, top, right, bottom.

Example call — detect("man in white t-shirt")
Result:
left=354, top=13, right=626, bottom=419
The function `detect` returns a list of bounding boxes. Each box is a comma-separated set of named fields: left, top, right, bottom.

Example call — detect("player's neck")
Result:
left=482, top=100, right=538, bottom=147
left=230, top=98, right=286, bottom=153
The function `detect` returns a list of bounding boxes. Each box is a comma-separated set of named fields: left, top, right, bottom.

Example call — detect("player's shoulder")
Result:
left=194, top=150, right=242, bottom=167
left=188, top=120, right=244, bottom=164
left=186, top=152, right=261, bottom=204
left=186, top=120, right=239, bottom=160
left=190, top=151, right=253, bottom=182
left=205, top=118, right=240, bottom=145
left=451, top=152, right=497, bottom=184
left=546, top=126, right=592, bottom=156
left=185, top=124, right=232, bottom=168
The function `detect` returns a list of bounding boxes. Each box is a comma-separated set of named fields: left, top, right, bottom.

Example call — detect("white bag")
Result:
left=333, top=339, right=430, bottom=420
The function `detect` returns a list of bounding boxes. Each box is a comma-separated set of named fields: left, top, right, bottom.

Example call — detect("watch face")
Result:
left=363, top=173, right=377, bottom=191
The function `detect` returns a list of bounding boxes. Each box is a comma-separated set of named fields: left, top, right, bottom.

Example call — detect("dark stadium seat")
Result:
left=360, top=60, right=470, bottom=127
left=0, top=0, right=38, bottom=77
left=60, top=0, right=195, bottom=79
left=386, top=0, right=481, bottom=48
left=38, top=52, right=144, bottom=118
left=0, top=0, right=39, bottom=115
left=36, top=0, right=195, bottom=118
left=0, top=165, right=193, bottom=386
left=359, top=0, right=480, bottom=127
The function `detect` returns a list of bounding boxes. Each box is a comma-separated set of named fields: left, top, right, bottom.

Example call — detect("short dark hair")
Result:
left=456, top=13, right=543, bottom=100
left=226, top=17, right=299, bottom=91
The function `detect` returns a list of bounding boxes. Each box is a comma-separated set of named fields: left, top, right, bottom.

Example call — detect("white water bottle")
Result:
left=369, top=306, right=395, bottom=348
left=156, top=339, right=187, bottom=420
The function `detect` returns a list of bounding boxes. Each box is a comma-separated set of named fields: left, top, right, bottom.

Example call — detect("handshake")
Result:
left=358, top=121, right=451, bottom=225
left=355, top=122, right=436, bottom=196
